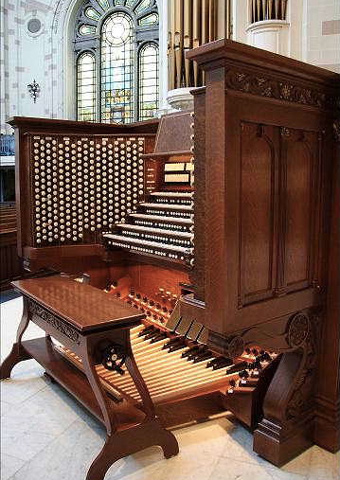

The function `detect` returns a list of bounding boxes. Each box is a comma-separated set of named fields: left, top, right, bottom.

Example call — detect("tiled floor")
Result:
left=1, top=297, right=339, bottom=480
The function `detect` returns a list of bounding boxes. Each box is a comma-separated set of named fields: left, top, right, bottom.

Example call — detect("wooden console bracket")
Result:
left=253, top=313, right=321, bottom=465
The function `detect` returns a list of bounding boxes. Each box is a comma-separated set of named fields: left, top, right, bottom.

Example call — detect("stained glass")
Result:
left=125, top=0, right=136, bottom=7
left=77, top=52, right=96, bottom=122
left=138, top=13, right=158, bottom=26
left=79, top=24, right=96, bottom=35
left=101, top=12, right=134, bottom=124
left=85, top=7, right=101, bottom=21
left=75, top=0, right=159, bottom=124
left=134, top=0, right=153, bottom=15
left=97, top=0, right=110, bottom=11
left=139, top=43, right=159, bottom=120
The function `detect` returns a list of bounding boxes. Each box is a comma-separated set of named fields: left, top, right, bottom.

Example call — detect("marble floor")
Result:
left=1, top=296, right=339, bottom=480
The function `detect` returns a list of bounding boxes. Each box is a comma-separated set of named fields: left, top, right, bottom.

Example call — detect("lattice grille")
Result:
left=31, top=135, right=145, bottom=246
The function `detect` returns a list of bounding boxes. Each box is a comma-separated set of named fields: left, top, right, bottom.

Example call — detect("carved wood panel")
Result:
left=192, top=75, right=330, bottom=334
left=239, top=123, right=277, bottom=305
left=237, top=123, right=321, bottom=309
left=283, top=130, right=316, bottom=292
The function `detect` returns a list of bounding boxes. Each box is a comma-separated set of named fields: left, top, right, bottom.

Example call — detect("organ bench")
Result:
left=1, top=275, right=179, bottom=480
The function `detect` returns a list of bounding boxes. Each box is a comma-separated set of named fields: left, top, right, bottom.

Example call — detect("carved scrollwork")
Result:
left=286, top=312, right=310, bottom=349
left=225, top=69, right=338, bottom=110
left=27, top=299, right=80, bottom=344
left=226, top=71, right=275, bottom=98
left=286, top=312, right=322, bottom=420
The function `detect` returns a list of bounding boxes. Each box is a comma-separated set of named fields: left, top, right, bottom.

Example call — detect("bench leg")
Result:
left=0, top=300, right=32, bottom=380
left=86, top=420, right=179, bottom=480
left=80, top=335, right=179, bottom=480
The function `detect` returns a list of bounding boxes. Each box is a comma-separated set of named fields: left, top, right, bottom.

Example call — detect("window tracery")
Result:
left=74, top=0, right=159, bottom=123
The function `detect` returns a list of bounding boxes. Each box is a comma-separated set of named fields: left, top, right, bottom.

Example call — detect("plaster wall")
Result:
left=232, top=0, right=339, bottom=71
left=0, top=0, right=168, bottom=132
left=305, top=0, right=340, bottom=73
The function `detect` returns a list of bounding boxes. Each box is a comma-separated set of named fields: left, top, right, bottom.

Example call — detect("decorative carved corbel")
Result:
left=253, top=310, right=323, bottom=465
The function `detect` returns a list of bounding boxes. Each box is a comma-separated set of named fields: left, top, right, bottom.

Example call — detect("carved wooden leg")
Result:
left=0, top=300, right=32, bottom=380
left=86, top=420, right=179, bottom=480
left=253, top=348, right=315, bottom=466
left=80, top=337, right=118, bottom=436
left=81, top=334, right=179, bottom=480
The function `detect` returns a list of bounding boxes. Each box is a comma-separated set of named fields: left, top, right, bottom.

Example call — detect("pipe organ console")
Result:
left=1, top=40, right=339, bottom=480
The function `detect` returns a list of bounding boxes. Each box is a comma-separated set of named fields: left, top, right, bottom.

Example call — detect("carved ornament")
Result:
left=27, top=298, right=80, bottom=344
left=286, top=312, right=322, bottom=420
left=286, top=312, right=310, bottom=349
left=225, top=70, right=338, bottom=110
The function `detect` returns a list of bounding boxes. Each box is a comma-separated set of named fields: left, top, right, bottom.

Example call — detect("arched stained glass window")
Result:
left=101, top=12, right=134, bottom=123
left=74, top=0, right=159, bottom=124
left=139, top=43, right=159, bottom=120
left=76, top=52, right=96, bottom=122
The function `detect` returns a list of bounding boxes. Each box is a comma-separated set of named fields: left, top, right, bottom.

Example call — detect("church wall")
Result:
left=1, top=0, right=55, bottom=133
left=305, top=0, right=340, bottom=73
left=232, top=0, right=339, bottom=72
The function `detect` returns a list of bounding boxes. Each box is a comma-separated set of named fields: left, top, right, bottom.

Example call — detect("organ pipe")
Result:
left=250, top=0, right=288, bottom=23
left=168, top=0, right=218, bottom=88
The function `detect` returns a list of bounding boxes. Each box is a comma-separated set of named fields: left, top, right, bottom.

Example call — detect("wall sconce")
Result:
left=27, top=79, right=40, bottom=103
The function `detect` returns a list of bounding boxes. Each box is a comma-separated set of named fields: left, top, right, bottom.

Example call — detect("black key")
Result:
left=206, top=357, right=223, bottom=368
left=163, top=337, right=183, bottom=349
left=181, top=345, right=200, bottom=358
left=226, top=361, right=249, bottom=375
left=138, top=326, right=155, bottom=337
left=144, top=329, right=161, bottom=341
left=207, top=357, right=233, bottom=369
left=193, top=351, right=214, bottom=363
left=169, top=342, right=188, bottom=352
left=187, top=345, right=208, bottom=361
left=150, top=332, right=168, bottom=344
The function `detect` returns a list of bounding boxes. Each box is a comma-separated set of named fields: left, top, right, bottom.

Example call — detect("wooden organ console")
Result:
left=1, top=40, right=339, bottom=480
